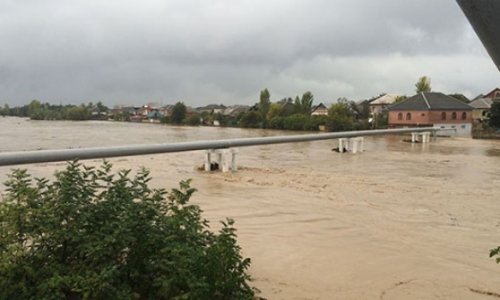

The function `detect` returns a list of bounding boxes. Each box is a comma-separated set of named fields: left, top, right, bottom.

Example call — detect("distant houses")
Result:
left=311, top=103, right=328, bottom=116
left=109, top=103, right=251, bottom=125
left=468, top=87, right=500, bottom=123
left=388, top=92, right=473, bottom=136
left=479, top=87, right=500, bottom=101
left=196, top=104, right=227, bottom=114
left=368, top=94, right=399, bottom=115
left=96, top=87, right=500, bottom=135
left=469, top=97, right=493, bottom=122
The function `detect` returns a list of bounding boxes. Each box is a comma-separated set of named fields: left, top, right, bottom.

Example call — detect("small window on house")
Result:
left=398, top=113, right=403, bottom=120
left=451, top=125, right=456, bottom=129
left=441, top=112, right=447, bottom=120
left=406, top=113, right=412, bottom=120
left=461, top=112, right=467, bottom=120
left=461, top=125, right=466, bottom=129
left=452, top=112, right=457, bottom=120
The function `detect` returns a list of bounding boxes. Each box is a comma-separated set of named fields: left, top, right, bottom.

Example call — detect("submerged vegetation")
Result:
left=0, top=100, right=108, bottom=121
left=0, top=161, right=255, bottom=299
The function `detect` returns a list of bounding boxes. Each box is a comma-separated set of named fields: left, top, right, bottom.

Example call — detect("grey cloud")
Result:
left=0, top=0, right=498, bottom=106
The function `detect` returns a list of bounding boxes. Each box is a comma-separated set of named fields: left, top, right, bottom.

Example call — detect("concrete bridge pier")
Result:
left=411, top=132, right=431, bottom=143
left=338, top=137, right=364, bottom=154
left=204, top=148, right=238, bottom=172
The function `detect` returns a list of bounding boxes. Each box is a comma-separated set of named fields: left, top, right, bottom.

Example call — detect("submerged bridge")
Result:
left=0, top=127, right=444, bottom=169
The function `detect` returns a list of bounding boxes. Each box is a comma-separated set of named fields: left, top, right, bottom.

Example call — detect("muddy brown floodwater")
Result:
left=1, top=117, right=500, bottom=299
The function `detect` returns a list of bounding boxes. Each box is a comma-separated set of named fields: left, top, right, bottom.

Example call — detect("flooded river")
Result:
left=1, top=117, right=500, bottom=299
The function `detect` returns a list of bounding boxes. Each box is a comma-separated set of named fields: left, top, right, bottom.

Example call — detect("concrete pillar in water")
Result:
left=204, top=148, right=238, bottom=172
left=204, top=150, right=212, bottom=171
left=230, top=148, right=238, bottom=171
left=338, top=138, right=347, bottom=153
left=357, top=137, right=364, bottom=152
left=419, top=132, right=431, bottom=143
left=338, top=138, right=363, bottom=154
left=351, top=139, right=358, bottom=154
left=411, top=132, right=418, bottom=143
left=220, top=149, right=230, bottom=172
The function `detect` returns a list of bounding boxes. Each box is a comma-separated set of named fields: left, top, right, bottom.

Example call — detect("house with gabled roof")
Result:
left=196, top=104, right=227, bottom=114
left=482, top=88, right=500, bottom=100
left=311, top=103, right=328, bottom=116
left=469, top=97, right=493, bottom=122
left=368, top=93, right=399, bottom=115
left=388, top=92, right=473, bottom=136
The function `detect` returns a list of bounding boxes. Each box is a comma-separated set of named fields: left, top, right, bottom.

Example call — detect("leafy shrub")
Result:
left=489, top=101, right=500, bottom=129
left=326, top=115, right=353, bottom=132
left=160, top=115, right=170, bottom=124
left=0, top=161, right=255, bottom=300
left=283, top=114, right=308, bottom=130
left=186, top=114, right=201, bottom=126
left=239, top=111, right=262, bottom=128
left=268, top=117, right=284, bottom=129
left=304, top=115, right=328, bottom=131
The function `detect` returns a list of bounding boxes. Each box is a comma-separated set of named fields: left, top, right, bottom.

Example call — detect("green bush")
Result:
left=489, top=101, right=500, bottom=129
left=186, top=114, right=201, bottom=126
left=304, top=115, right=328, bottom=131
left=268, top=117, right=284, bottom=129
left=239, top=111, right=262, bottom=128
left=283, top=114, right=308, bottom=130
left=0, top=161, right=255, bottom=300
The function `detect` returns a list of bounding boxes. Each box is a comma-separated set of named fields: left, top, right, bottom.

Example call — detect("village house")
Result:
left=479, top=87, right=500, bottom=101
left=388, top=92, right=473, bottom=136
left=222, top=105, right=250, bottom=117
left=159, top=105, right=173, bottom=117
left=196, top=104, right=227, bottom=114
left=469, top=97, right=493, bottom=122
left=311, top=103, right=328, bottom=116
left=368, top=93, right=399, bottom=115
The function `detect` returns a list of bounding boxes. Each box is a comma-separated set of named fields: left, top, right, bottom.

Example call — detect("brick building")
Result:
left=388, top=92, right=473, bottom=136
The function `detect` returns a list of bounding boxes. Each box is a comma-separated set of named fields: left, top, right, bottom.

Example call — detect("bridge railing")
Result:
left=0, top=127, right=444, bottom=167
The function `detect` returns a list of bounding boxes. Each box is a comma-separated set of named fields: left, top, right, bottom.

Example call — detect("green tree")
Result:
left=0, top=161, right=255, bottom=299
left=65, top=106, right=90, bottom=121
left=267, top=103, right=283, bottom=120
left=277, top=98, right=295, bottom=117
left=239, top=111, right=262, bottom=128
left=269, top=116, right=285, bottom=129
left=394, top=95, right=407, bottom=103
left=283, top=114, right=308, bottom=130
left=293, top=96, right=301, bottom=114
left=171, top=102, right=187, bottom=124
left=27, top=99, right=44, bottom=119
left=488, top=101, right=500, bottom=128
left=304, top=115, right=328, bottom=131
left=292, top=92, right=314, bottom=115
left=1, top=104, right=10, bottom=116
left=327, top=103, right=354, bottom=132
left=186, top=114, right=201, bottom=126
left=415, top=76, right=432, bottom=93
left=259, top=88, right=271, bottom=128
left=299, top=91, right=314, bottom=115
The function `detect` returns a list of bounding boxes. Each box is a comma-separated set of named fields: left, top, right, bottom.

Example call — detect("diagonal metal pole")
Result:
left=0, top=127, right=440, bottom=167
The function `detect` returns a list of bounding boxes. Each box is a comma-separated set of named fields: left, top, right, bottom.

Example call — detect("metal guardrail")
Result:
left=0, top=127, right=441, bottom=167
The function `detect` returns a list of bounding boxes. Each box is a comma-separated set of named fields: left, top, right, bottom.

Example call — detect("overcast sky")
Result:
left=1, top=0, right=499, bottom=107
